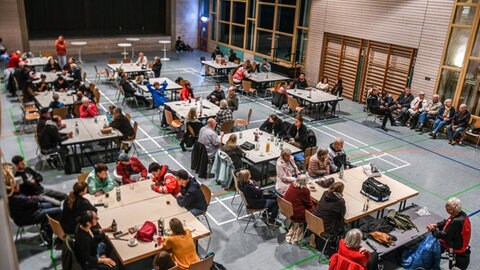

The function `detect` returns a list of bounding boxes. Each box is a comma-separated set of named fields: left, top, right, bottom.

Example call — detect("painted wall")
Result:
left=0, top=0, right=28, bottom=52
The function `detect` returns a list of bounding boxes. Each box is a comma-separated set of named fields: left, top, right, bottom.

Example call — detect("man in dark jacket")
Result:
left=259, top=114, right=286, bottom=138
left=390, top=87, right=414, bottom=119
left=293, top=73, right=309, bottom=89
left=207, top=83, right=226, bottom=105
left=119, top=73, right=150, bottom=107
left=53, top=76, right=69, bottom=91
left=211, top=46, right=224, bottom=60
left=313, top=182, right=346, bottom=237
left=12, top=155, right=67, bottom=203
left=69, top=63, right=82, bottom=82
left=36, top=108, right=72, bottom=164
left=286, top=115, right=308, bottom=150
left=446, top=104, right=471, bottom=145
left=367, top=88, right=397, bottom=131
left=109, top=107, right=134, bottom=140
left=174, top=170, right=207, bottom=216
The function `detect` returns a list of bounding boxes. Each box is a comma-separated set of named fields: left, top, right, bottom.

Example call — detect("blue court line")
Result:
left=469, top=209, right=480, bottom=217
left=342, top=115, right=480, bottom=173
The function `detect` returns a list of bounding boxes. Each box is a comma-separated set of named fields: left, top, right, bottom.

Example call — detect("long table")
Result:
left=287, top=89, right=343, bottom=120
left=26, top=57, right=48, bottom=68
left=201, top=60, right=239, bottom=81
left=249, top=72, right=290, bottom=84
left=32, top=72, right=74, bottom=84
left=107, top=63, right=152, bottom=74
left=34, top=91, right=75, bottom=108
left=309, top=166, right=419, bottom=224
left=134, top=77, right=183, bottom=101
left=165, top=99, right=220, bottom=120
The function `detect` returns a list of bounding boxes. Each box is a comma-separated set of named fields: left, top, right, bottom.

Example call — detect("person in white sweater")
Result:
left=316, top=77, right=329, bottom=92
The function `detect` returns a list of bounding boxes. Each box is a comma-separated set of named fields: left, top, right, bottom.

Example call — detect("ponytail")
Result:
left=68, top=182, right=87, bottom=209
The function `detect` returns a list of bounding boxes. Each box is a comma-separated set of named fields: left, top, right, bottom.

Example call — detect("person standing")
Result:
left=55, top=35, right=67, bottom=68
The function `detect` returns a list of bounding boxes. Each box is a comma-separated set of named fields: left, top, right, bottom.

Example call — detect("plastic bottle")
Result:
left=255, top=141, right=260, bottom=151
left=158, top=218, right=164, bottom=236
left=339, top=164, right=344, bottom=179
left=116, top=186, right=121, bottom=202
left=239, top=130, right=243, bottom=139
left=271, top=130, right=275, bottom=141
left=279, top=140, right=284, bottom=151
left=265, top=139, right=271, bottom=153
left=75, top=121, right=79, bottom=136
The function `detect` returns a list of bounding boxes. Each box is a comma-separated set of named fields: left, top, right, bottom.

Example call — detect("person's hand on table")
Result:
left=426, top=224, right=437, bottom=232
left=94, top=191, right=105, bottom=197
left=100, top=226, right=114, bottom=233
left=176, top=193, right=183, bottom=198
left=67, top=132, right=73, bottom=138
left=99, top=257, right=116, bottom=267
left=359, top=247, right=370, bottom=255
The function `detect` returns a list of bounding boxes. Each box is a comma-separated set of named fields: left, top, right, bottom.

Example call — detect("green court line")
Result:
left=349, top=137, right=431, bottom=162
left=8, top=107, right=25, bottom=157
left=445, top=182, right=480, bottom=200
left=281, top=254, right=319, bottom=270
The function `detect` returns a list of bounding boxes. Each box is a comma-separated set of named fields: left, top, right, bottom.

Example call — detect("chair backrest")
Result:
left=228, top=74, right=235, bottom=86
left=188, top=254, right=214, bottom=270
left=251, top=61, right=258, bottom=72
left=164, top=109, right=174, bottom=125
left=108, top=59, right=117, bottom=64
left=46, top=214, right=66, bottom=241
left=246, top=108, right=253, bottom=124
left=94, top=65, right=98, bottom=73
left=94, top=88, right=101, bottom=105
left=277, top=196, right=294, bottom=220
left=123, top=58, right=132, bottom=64
left=220, top=120, right=235, bottom=133
left=242, top=80, right=252, bottom=90
left=289, top=81, right=295, bottom=89
left=77, top=172, right=89, bottom=183
left=131, top=121, right=138, bottom=140
left=305, top=210, right=326, bottom=237
left=82, top=72, right=87, bottom=82
left=105, top=68, right=110, bottom=78
left=188, top=124, right=196, bottom=137
left=304, top=146, right=318, bottom=170
left=52, top=107, right=68, bottom=119
left=73, top=103, right=81, bottom=118
left=329, top=253, right=364, bottom=270
left=200, top=184, right=212, bottom=206
left=288, top=96, right=299, bottom=109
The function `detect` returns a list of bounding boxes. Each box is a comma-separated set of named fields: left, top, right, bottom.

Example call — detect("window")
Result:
left=295, top=29, right=308, bottom=64
left=277, top=7, right=295, bottom=34
left=210, top=15, right=217, bottom=40
left=257, top=30, right=272, bottom=56
left=438, top=69, right=460, bottom=102
left=232, top=25, right=245, bottom=48
left=472, top=25, right=480, bottom=57
left=275, top=35, right=293, bottom=61
left=219, top=23, right=230, bottom=44
left=298, top=0, right=311, bottom=27
left=232, top=2, right=246, bottom=24
left=220, top=0, right=231, bottom=21
left=444, top=28, right=470, bottom=68
left=246, top=21, right=255, bottom=50
left=248, top=0, right=256, bottom=18
left=459, top=61, right=480, bottom=115
left=258, top=5, right=275, bottom=30
left=454, top=6, right=476, bottom=25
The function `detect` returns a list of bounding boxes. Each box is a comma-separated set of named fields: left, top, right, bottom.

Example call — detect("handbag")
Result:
left=240, top=141, right=255, bottom=151
left=370, top=231, right=397, bottom=247
left=135, top=221, right=157, bottom=242
left=360, top=177, right=391, bottom=202
left=286, top=223, right=305, bottom=244
left=316, top=177, right=334, bottom=188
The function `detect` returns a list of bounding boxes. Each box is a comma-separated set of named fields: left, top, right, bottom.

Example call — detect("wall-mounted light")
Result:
left=200, top=16, right=209, bottom=23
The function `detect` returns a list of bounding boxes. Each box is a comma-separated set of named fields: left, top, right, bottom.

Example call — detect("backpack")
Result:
left=384, top=209, right=418, bottom=232
left=401, top=234, right=441, bottom=270
left=306, top=129, right=317, bottom=148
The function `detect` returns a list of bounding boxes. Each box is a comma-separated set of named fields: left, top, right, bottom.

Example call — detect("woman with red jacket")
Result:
left=329, top=229, right=378, bottom=270
left=179, top=80, right=195, bottom=101
left=116, top=153, right=147, bottom=184
left=284, top=175, right=315, bottom=224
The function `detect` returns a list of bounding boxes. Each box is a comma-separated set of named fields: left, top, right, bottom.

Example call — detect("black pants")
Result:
left=372, top=108, right=395, bottom=128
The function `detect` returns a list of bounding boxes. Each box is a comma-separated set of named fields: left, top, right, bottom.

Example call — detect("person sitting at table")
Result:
left=152, top=56, right=162, bottom=77
left=115, top=153, right=147, bottom=185
left=153, top=251, right=177, bottom=270
left=323, top=77, right=343, bottom=113
left=135, top=52, right=148, bottom=66
left=367, top=87, right=397, bottom=132
left=233, top=62, right=252, bottom=84
left=286, top=115, right=308, bottom=150
left=53, top=75, right=69, bottom=91
left=427, top=197, right=471, bottom=270
left=119, top=73, right=151, bottom=107
left=260, top=114, right=286, bottom=138
left=211, top=46, right=224, bottom=60
left=161, top=218, right=200, bottom=270
left=260, top=58, right=271, bottom=73
left=36, top=74, right=49, bottom=92
left=228, top=49, right=237, bottom=62
left=226, top=86, right=239, bottom=111
left=294, top=73, right=309, bottom=89
left=215, top=99, right=233, bottom=134
left=180, top=107, right=202, bottom=152
left=328, top=137, right=354, bottom=173
left=149, top=163, right=181, bottom=196
left=276, top=81, right=289, bottom=102
left=79, top=97, right=99, bottom=118
left=307, top=147, right=330, bottom=179
left=69, top=63, right=82, bottom=82
left=147, top=81, right=167, bottom=103
left=237, top=169, right=280, bottom=225
left=414, top=94, right=441, bottom=131
left=198, top=118, right=224, bottom=158
left=81, top=84, right=95, bottom=102
left=284, top=174, right=315, bottom=226
left=207, top=83, right=225, bottom=105
left=332, top=228, right=378, bottom=270
left=22, top=79, right=37, bottom=104
left=313, top=182, right=346, bottom=243
left=43, top=56, right=61, bottom=72
left=179, top=80, right=195, bottom=101
left=316, top=77, right=329, bottom=92
left=222, top=134, right=245, bottom=170
left=429, top=99, right=455, bottom=139
left=62, top=57, right=75, bottom=72
left=86, top=163, right=115, bottom=196
left=60, top=182, right=97, bottom=235
left=276, top=148, right=301, bottom=196
left=174, top=170, right=207, bottom=217
left=109, top=107, right=134, bottom=141
left=74, top=211, right=117, bottom=270
left=446, top=104, right=471, bottom=145
left=49, top=93, right=65, bottom=109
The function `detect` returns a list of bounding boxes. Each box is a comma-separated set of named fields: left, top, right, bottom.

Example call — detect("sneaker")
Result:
left=381, top=126, right=389, bottom=132
left=46, top=158, right=57, bottom=169
left=448, top=140, right=453, bottom=144
left=451, top=140, right=457, bottom=145
left=432, top=133, right=437, bottom=139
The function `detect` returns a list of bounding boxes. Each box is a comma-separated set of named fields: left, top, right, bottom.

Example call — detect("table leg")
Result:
left=123, top=47, right=127, bottom=60
left=78, top=48, right=84, bottom=64
left=131, top=45, right=135, bottom=60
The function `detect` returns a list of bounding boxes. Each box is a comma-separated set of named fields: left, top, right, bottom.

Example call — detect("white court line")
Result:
left=214, top=197, right=238, bottom=218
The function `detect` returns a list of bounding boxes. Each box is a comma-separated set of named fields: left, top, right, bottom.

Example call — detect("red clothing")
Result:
left=115, top=157, right=148, bottom=184
left=8, top=53, right=20, bottom=68
left=180, top=86, right=194, bottom=101
left=79, top=103, right=99, bottom=118
left=283, top=184, right=315, bottom=223
left=152, top=173, right=181, bottom=195
left=55, top=39, right=67, bottom=56
left=328, top=253, right=364, bottom=270
left=336, top=239, right=370, bottom=269
left=233, top=66, right=247, bottom=82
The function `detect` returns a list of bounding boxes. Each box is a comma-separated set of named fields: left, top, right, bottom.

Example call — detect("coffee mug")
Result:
left=129, top=238, right=136, bottom=245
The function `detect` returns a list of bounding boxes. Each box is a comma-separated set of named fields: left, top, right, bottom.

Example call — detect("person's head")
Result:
left=187, top=107, right=197, bottom=121
left=316, top=147, right=329, bottom=161
left=445, top=197, right=462, bottom=216
left=336, top=77, right=343, bottom=86
left=214, top=83, right=221, bottom=92
left=40, top=107, right=51, bottom=119
left=321, top=77, right=328, bottom=84
left=215, top=46, right=220, bottom=51
left=237, top=169, right=251, bottom=185
left=52, top=115, right=62, bottom=126
left=148, top=162, right=168, bottom=180
left=262, top=58, right=267, bottom=64
left=184, top=80, right=191, bottom=88
left=371, top=87, right=379, bottom=96
left=78, top=210, right=98, bottom=228
left=48, top=57, right=55, bottom=65
left=294, top=174, right=308, bottom=189
left=40, top=74, right=47, bottom=81
left=405, top=87, right=411, bottom=95
left=138, top=52, right=144, bottom=58
left=294, top=115, right=303, bottom=127
left=108, top=105, right=116, bottom=114
left=281, top=148, right=292, bottom=161
left=219, top=99, right=228, bottom=109
left=418, top=92, right=425, bottom=99
left=177, top=36, right=182, bottom=40
left=112, top=107, right=123, bottom=120
left=58, top=35, right=64, bottom=41
left=68, top=182, right=89, bottom=208
left=70, top=63, right=78, bottom=70
left=329, top=182, right=344, bottom=195
left=344, top=229, right=363, bottom=250
left=226, top=134, right=237, bottom=147
left=76, top=91, right=83, bottom=101
left=118, top=153, right=131, bottom=165
left=268, top=114, right=278, bottom=124
left=169, top=218, right=186, bottom=235
left=229, top=49, right=234, bottom=55
left=459, top=103, right=467, bottom=113
left=279, top=81, right=286, bottom=88
left=154, top=56, right=160, bottom=63
left=122, top=73, right=128, bottom=80
left=53, top=93, right=60, bottom=102
left=57, top=76, right=64, bottom=83
left=298, top=73, right=306, bottom=81
left=153, top=251, right=176, bottom=270
left=94, top=163, right=108, bottom=180
left=68, top=57, right=75, bottom=64
left=81, top=96, right=90, bottom=106
left=228, top=86, right=236, bottom=96
left=444, top=99, right=453, bottom=107
left=11, top=155, right=26, bottom=170
left=432, top=94, right=439, bottom=103
left=153, top=82, right=160, bottom=89
left=207, top=118, right=217, bottom=129
left=333, top=137, right=345, bottom=151
left=173, top=170, right=190, bottom=187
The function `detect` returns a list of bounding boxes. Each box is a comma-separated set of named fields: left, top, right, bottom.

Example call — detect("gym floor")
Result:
left=2, top=50, right=479, bottom=270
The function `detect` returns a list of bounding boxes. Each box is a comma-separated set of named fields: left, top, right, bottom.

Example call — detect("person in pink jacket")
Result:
left=275, top=148, right=300, bottom=196
left=79, top=97, right=99, bottom=118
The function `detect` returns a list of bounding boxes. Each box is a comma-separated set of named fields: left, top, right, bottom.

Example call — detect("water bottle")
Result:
left=271, top=130, right=275, bottom=141
left=75, top=121, right=79, bottom=136
left=279, top=141, right=284, bottom=151
left=339, top=164, right=344, bottom=179
left=255, top=141, right=260, bottom=151
left=116, top=186, right=121, bottom=201
left=275, top=135, right=279, bottom=146
left=157, top=218, right=164, bottom=236
left=239, top=131, right=243, bottom=139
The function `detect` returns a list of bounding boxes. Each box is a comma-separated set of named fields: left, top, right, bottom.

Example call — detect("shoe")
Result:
left=381, top=126, right=389, bottom=132
left=409, top=126, right=415, bottom=130
left=415, top=127, right=423, bottom=132
left=451, top=140, right=457, bottom=145
left=46, top=158, right=57, bottom=169
left=448, top=140, right=452, bottom=144
left=432, top=133, right=437, bottom=139
left=391, top=122, right=398, bottom=127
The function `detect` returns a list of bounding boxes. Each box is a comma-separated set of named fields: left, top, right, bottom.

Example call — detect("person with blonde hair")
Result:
left=307, top=147, right=330, bottom=178
left=215, top=99, right=233, bottom=133
left=222, top=134, right=245, bottom=169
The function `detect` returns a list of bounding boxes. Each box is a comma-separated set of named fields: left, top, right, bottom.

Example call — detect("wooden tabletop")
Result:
left=287, top=89, right=343, bottom=104
left=201, top=60, right=240, bottom=70
left=249, top=72, right=290, bottom=83
left=165, top=99, right=220, bottom=120
left=107, top=63, right=151, bottom=73
left=61, top=116, right=123, bottom=145
left=309, top=167, right=419, bottom=223
left=35, top=91, right=75, bottom=108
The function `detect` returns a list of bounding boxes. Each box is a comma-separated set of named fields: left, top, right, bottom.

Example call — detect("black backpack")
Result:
left=306, top=129, right=317, bottom=148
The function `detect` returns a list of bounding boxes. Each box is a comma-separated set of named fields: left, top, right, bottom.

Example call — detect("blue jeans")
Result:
left=189, top=208, right=204, bottom=216
left=418, top=112, right=435, bottom=126
left=432, top=119, right=447, bottom=134
left=36, top=202, right=62, bottom=221
left=57, top=55, right=67, bottom=68
left=264, top=199, right=279, bottom=220
left=446, top=125, right=466, bottom=140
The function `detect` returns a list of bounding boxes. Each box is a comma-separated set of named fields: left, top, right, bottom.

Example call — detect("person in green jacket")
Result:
left=86, top=163, right=115, bottom=196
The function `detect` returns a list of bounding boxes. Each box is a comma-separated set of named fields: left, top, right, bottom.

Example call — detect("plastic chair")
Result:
left=94, top=65, right=106, bottom=83
left=164, top=109, right=183, bottom=134
left=189, top=254, right=214, bottom=270
left=288, top=96, right=304, bottom=116
left=241, top=80, right=257, bottom=97
left=235, top=180, right=270, bottom=233
left=47, top=214, right=66, bottom=270
left=234, top=108, right=252, bottom=129
left=34, top=133, right=63, bottom=171
left=220, top=120, right=235, bottom=133
left=305, top=211, right=335, bottom=261
left=52, top=107, right=68, bottom=119
left=77, top=172, right=89, bottom=183
left=199, top=184, right=212, bottom=252
left=121, top=121, right=139, bottom=155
